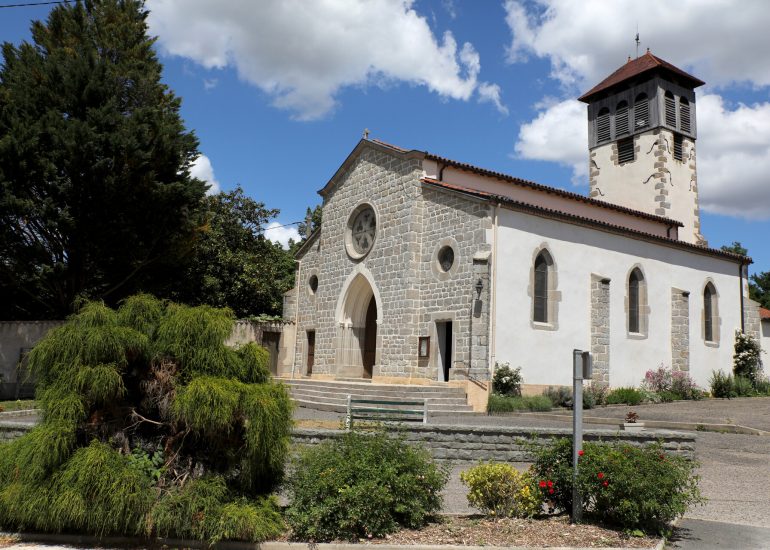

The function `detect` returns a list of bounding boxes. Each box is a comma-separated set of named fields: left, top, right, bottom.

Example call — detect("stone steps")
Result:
left=283, top=378, right=476, bottom=415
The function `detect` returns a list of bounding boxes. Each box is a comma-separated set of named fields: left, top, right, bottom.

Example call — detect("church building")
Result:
left=279, top=53, right=760, bottom=409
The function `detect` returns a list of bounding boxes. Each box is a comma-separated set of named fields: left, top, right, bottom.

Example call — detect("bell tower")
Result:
left=579, top=51, right=706, bottom=245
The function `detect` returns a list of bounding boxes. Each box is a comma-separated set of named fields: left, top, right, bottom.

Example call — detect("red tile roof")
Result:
left=578, top=52, right=705, bottom=103
left=421, top=177, right=751, bottom=265
left=760, top=308, right=770, bottom=320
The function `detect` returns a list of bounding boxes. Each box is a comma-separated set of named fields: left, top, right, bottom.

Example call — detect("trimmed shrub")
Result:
left=492, top=363, right=522, bottom=397
left=605, top=387, right=644, bottom=406
left=285, top=430, right=448, bottom=541
left=487, top=394, right=552, bottom=413
left=460, top=463, right=541, bottom=518
left=530, top=438, right=704, bottom=533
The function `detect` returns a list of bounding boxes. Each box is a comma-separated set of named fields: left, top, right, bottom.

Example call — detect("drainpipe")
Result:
left=438, top=162, right=446, bottom=181
left=291, top=259, right=301, bottom=379
left=489, top=203, right=499, bottom=377
left=739, top=262, right=745, bottom=333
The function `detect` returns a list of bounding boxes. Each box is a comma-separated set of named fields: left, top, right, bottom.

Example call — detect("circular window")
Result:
left=308, top=274, right=318, bottom=294
left=345, top=204, right=377, bottom=259
left=438, top=246, right=455, bottom=272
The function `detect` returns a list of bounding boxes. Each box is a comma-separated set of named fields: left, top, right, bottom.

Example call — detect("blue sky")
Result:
left=2, top=0, right=769, bottom=275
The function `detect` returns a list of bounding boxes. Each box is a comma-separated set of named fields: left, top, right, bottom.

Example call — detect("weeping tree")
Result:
left=0, top=294, right=292, bottom=542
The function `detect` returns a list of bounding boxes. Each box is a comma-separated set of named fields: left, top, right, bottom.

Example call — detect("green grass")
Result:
left=487, top=394, right=552, bottom=413
left=0, top=400, right=37, bottom=411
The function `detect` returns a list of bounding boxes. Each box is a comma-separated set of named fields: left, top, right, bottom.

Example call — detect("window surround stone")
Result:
left=344, top=201, right=379, bottom=260
left=431, top=237, right=460, bottom=281
left=625, top=265, right=650, bottom=339
left=527, top=245, right=560, bottom=331
left=702, top=279, right=720, bottom=347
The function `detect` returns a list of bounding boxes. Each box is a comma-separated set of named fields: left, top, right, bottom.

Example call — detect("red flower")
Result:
left=578, top=450, right=584, bottom=456
left=602, top=481, right=609, bottom=487
left=547, top=480, right=554, bottom=488
left=598, top=472, right=604, bottom=479
left=659, top=454, right=666, bottom=460
left=549, top=488, right=555, bottom=494
left=539, top=480, right=547, bottom=488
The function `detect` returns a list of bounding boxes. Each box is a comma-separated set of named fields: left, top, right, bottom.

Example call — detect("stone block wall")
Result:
left=590, top=275, right=610, bottom=385
left=671, top=289, right=690, bottom=372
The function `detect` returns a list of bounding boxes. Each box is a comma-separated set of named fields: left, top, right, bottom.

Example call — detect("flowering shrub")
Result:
left=492, top=363, right=522, bottom=397
left=286, top=430, right=448, bottom=541
left=460, top=463, right=541, bottom=518
left=530, top=438, right=704, bottom=533
left=642, top=365, right=703, bottom=400
left=733, top=330, right=764, bottom=385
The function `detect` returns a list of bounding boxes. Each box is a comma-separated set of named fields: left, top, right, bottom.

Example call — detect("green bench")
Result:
left=344, top=394, right=428, bottom=429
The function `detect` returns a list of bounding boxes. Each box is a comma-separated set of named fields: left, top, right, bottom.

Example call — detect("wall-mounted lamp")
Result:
left=475, top=278, right=483, bottom=299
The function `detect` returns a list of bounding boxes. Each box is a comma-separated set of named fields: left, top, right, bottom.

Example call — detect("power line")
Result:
left=263, top=221, right=302, bottom=231
left=0, top=1, right=69, bottom=8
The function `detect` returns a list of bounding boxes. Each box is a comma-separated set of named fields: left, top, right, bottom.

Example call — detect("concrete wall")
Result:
left=493, top=207, right=741, bottom=389
left=0, top=321, right=63, bottom=399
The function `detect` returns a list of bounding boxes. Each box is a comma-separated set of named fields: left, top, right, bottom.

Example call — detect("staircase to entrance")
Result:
left=283, top=378, right=478, bottom=417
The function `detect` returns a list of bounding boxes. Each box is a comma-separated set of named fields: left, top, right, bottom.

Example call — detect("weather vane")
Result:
left=635, top=27, right=640, bottom=58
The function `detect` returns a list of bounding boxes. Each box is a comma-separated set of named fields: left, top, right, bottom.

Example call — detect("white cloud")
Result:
left=147, top=0, right=500, bottom=120
left=190, top=154, right=220, bottom=195
left=203, top=78, right=218, bottom=91
left=265, top=222, right=301, bottom=249
left=506, top=0, right=770, bottom=219
left=477, top=82, right=509, bottom=116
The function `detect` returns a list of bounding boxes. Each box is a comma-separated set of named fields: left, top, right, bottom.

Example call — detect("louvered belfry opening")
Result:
left=680, top=97, right=691, bottom=133
left=665, top=90, right=676, bottom=127
left=615, top=100, right=629, bottom=135
left=673, top=133, right=684, bottom=161
left=597, top=107, right=611, bottom=142
left=634, top=93, right=649, bottom=129
left=617, top=137, right=635, bottom=164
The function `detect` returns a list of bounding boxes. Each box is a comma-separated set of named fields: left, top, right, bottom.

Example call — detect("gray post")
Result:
left=345, top=394, right=352, bottom=431
left=572, top=349, right=584, bottom=524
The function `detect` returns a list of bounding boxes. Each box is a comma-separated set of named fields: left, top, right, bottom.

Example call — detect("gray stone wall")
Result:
left=590, top=275, right=610, bottom=385
left=671, top=289, right=690, bottom=372
left=0, top=321, right=64, bottom=399
left=293, top=425, right=696, bottom=461
left=292, top=146, right=425, bottom=377
left=418, top=187, right=492, bottom=381
left=293, top=236, right=322, bottom=375
left=745, top=299, right=761, bottom=342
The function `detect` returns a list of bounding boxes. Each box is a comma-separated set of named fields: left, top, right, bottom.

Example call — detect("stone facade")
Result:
left=671, top=289, right=690, bottom=372
left=590, top=275, right=610, bottom=386
left=291, top=143, right=491, bottom=382
left=745, top=298, right=762, bottom=342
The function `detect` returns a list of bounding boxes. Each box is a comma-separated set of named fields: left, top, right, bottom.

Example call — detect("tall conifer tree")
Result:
left=0, top=0, right=206, bottom=319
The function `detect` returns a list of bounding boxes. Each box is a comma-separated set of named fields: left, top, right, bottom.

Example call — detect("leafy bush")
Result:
left=492, top=363, right=522, bottom=397
left=709, top=370, right=735, bottom=398
left=733, top=376, right=755, bottom=397
left=285, top=430, right=449, bottom=541
left=530, top=438, right=704, bottom=533
left=733, top=330, right=763, bottom=384
left=605, top=387, right=644, bottom=406
left=0, top=295, right=291, bottom=542
left=543, top=386, right=572, bottom=408
left=460, top=463, right=541, bottom=518
left=754, top=377, right=770, bottom=396
left=585, top=384, right=608, bottom=408
left=642, top=365, right=702, bottom=400
left=487, top=394, right=552, bottom=413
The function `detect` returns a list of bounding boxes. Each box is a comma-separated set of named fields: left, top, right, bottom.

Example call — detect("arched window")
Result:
left=615, top=100, right=629, bottom=135
left=597, top=107, right=610, bottom=142
left=664, top=91, right=676, bottom=127
left=628, top=268, right=642, bottom=333
left=680, top=97, right=691, bottom=133
left=534, top=252, right=549, bottom=323
left=634, top=93, right=649, bottom=129
left=704, top=282, right=717, bottom=342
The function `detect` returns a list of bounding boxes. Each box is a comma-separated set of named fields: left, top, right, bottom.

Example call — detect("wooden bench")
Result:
left=345, top=394, right=428, bottom=429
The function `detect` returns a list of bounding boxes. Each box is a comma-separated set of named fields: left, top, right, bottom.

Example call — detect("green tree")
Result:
left=172, top=186, right=295, bottom=317
left=0, top=0, right=206, bottom=320
left=297, top=204, right=322, bottom=239
left=720, top=241, right=749, bottom=256
left=0, top=295, right=292, bottom=542
left=719, top=243, right=768, bottom=308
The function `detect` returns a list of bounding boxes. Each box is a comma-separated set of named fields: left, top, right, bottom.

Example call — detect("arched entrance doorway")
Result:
left=336, top=272, right=380, bottom=379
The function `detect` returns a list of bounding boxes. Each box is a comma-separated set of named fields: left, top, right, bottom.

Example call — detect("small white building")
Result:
left=280, top=53, right=760, bottom=407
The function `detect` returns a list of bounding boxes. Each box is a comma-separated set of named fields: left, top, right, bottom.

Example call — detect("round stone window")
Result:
left=438, top=246, right=455, bottom=272
left=308, top=274, right=318, bottom=294
left=345, top=204, right=377, bottom=259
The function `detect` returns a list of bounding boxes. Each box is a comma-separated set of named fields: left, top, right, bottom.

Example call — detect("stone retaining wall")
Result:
left=293, top=424, right=696, bottom=461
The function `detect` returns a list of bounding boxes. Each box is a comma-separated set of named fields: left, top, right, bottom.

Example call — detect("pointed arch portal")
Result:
left=335, top=269, right=381, bottom=378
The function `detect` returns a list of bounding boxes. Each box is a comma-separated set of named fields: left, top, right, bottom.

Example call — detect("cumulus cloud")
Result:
left=190, top=154, right=220, bottom=195
left=506, top=0, right=770, bottom=218
left=477, top=82, right=509, bottom=115
left=265, top=222, right=301, bottom=249
left=147, top=0, right=499, bottom=120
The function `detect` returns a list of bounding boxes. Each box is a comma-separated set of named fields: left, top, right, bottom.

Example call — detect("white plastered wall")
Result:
left=761, top=320, right=770, bottom=365
left=493, top=208, right=741, bottom=389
